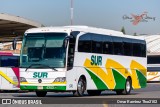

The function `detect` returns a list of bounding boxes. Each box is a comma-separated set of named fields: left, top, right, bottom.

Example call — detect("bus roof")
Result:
left=25, top=26, right=144, bottom=40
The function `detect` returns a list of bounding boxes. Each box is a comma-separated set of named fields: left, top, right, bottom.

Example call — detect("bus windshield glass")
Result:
left=20, top=33, right=67, bottom=68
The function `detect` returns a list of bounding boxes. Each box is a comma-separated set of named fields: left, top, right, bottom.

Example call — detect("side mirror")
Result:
left=12, top=36, right=23, bottom=50
left=12, top=38, right=17, bottom=50
left=63, top=35, right=75, bottom=48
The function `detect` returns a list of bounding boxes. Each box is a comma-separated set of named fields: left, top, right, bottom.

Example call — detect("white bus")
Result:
left=17, top=26, right=147, bottom=97
left=147, top=54, right=160, bottom=82
left=0, top=52, right=20, bottom=91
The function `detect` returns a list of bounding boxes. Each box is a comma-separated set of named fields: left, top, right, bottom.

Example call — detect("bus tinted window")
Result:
left=123, top=38, right=132, bottom=56
left=147, top=56, right=160, bottom=64
left=0, top=56, right=19, bottom=67
left=78, top=34, right=91, bottom=53
left=141, top=41, right=146, bottom=57
left=78, top=33, right=146, bottom=57
left=132, top=40, right=146, bottom=57
left=132, top=40, right=141, bottom=57
left=91, top=34, right=103, bottom=54
left=103, top=35, right=113, bottom=54
left=112, top=37, right=124, bottom=55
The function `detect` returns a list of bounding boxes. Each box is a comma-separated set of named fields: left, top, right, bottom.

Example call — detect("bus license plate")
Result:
left=38, top=86, right=43, bottom=90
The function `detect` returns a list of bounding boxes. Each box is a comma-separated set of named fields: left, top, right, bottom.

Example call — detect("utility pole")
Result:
left=70, top=0, right=73, bottom=25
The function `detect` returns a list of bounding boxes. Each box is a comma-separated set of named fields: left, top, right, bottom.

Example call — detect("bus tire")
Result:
left=124, top=77, right=132, bottom=95
left=116, top=77, right=132, bottom=95
left=87, top=90, right=101, bottom=96
left=36, top=91, right=47, bottom=97
left=73, top=78, right=86, bottom=97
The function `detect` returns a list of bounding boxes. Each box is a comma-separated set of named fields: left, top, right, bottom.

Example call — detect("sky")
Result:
left=0, top=0, right=160, bottom=35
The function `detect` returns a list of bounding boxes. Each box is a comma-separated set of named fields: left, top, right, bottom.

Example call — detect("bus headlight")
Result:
left=20, top=77, right=27, bottom=82
left=54, top=77, right=66, bottom=82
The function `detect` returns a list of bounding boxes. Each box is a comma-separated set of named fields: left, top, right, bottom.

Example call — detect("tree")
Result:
left=121, top=26, right=126, bottom=34
left=133, top=32, right=137, bottom=36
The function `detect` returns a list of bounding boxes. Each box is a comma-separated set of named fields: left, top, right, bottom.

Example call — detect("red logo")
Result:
left=131, top=12, right=147, bottom=25
left=123, top=12, right=156, bottom=26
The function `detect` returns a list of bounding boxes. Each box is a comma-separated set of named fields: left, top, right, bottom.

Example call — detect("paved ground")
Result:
left=0, top=83, right=160, bottom=107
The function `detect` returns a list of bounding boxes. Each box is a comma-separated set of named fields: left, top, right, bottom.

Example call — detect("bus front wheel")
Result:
left=73, top=77, right=86, bottom=97
left=36, top=91, right=47, bottom=97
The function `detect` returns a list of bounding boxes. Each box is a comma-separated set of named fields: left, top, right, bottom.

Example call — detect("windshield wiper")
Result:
left=25, top=64, right=58, bottom=72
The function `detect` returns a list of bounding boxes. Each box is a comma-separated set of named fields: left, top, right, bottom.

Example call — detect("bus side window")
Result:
left=132, top=40, right=141, bottom=57
left=112, top=36, right=124, bottom=55
left=103, top=35, right=113, bottom=54
left=141, top=41, right=146, bottom=57
left=91, top=34, right=103, bottom=54
left=123, top=38, right=132, bottom=56
left=148, top=56, right=160, bottom=64
left=78, top=34, right=91, bottom=53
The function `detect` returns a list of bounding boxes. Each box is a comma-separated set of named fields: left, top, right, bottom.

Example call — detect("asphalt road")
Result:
left=0, top=83, right=160, bottom=107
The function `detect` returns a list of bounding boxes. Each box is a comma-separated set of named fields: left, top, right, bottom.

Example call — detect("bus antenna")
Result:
left=70, top=0, right=74, bottom=25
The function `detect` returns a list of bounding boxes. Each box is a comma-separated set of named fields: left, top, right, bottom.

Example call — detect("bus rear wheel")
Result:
left=73, top=78, right=86, bottom=97
left=36, top=91, right=47, bottom=97
left=116, top=77, right=132, bottom=95
left=87, top=90, right=101, bottom=96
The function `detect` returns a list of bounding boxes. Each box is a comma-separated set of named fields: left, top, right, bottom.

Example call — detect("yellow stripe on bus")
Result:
left=84, top=58, right=116, bottom=89
left=21, top=81, right=67, bottom=85
left=52, top=82, right=67, bottom=84
left=84, top=58, right=146, bottom=89
left=21, top=82, right=29, bottom=84
left=130, top=60, right=146, bottom=89
left=84, top=58, right=129, bottom=89
left=0, top=71, right=18, bottom=85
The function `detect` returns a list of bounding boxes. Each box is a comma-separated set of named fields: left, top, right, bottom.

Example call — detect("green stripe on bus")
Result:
left=20, top=86, right=37, bottom=90
left=20, top=86, right=66, bottom=91
left=112, top=69, right=126, bottom=89
left=43, top=86, right=66, bottom=90
left=85, top=68, right=108, bottom=90
left=136, top=69, right=147, bottom=88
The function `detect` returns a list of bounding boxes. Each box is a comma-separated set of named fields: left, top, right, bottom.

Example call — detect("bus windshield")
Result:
left=20, top=33, right=67, bottom=68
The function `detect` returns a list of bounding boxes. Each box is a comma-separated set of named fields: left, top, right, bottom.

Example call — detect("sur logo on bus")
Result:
left=33, top=72, right=48, bottom=78
left=91, top=55, right=102, bottom=66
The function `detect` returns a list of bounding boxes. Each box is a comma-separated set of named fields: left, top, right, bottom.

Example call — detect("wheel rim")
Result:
left=77, top=81, right=84, bottom=95
left=126, top=80, right=130, bottom=92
